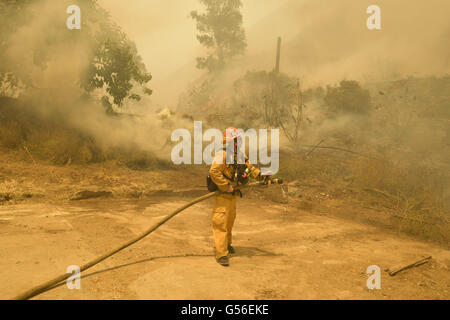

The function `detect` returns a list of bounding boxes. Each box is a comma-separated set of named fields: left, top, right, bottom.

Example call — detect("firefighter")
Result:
left=209, top=127, right=264, bottom=266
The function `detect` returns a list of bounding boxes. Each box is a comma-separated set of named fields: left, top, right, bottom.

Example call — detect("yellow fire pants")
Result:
left=212, top=192, right=237, bottom=259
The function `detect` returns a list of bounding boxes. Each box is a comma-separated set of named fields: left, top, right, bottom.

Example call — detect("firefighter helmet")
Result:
left=223, top=127, right=244, bottom=164
left=223, top=127, right=242, bottom=145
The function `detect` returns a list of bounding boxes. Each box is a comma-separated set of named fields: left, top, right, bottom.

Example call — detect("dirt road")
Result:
left=0, top=194, right=449, bottom=300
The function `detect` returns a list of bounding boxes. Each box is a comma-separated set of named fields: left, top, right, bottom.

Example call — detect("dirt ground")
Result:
left=0, top=156, right=449, bottom=300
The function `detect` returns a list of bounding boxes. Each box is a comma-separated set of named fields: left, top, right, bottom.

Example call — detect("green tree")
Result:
left=191, top=0, right=246, bottom=72
left=0, top=0, right=34, bottom=95
left=81, top=5, right=153, bottom=111
left=0, top=0, right=152, bottom=111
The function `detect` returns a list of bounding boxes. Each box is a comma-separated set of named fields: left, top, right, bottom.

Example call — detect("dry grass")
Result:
left=350, top=156, right=449, bottom=243
left=0, top=97, right=173, bottom=169
left=279, top=149, right=449, bottom=245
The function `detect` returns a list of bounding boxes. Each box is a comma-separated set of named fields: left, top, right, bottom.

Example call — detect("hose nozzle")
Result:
left=262, top=176, right=283, bottom=185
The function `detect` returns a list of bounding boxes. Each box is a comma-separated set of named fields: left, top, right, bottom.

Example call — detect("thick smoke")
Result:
left=100, top=0, right=450, bottom=105
left=2, top=0, right=449, bottom=167
left=2, top=0, right=193, bottom=160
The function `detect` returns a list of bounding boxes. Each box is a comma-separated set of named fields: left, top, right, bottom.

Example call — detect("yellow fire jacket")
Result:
left=209, top=149, right=262, bottom=192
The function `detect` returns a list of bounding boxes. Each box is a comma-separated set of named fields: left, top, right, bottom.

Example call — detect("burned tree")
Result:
left=263, top=75, right=308, bottom=145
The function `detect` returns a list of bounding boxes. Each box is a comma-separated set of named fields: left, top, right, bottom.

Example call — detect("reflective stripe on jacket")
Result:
left=209, top=149, right=261, bottom=192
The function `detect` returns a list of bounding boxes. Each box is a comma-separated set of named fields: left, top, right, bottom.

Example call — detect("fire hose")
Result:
left=13, top=179, right=282, bottom=300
